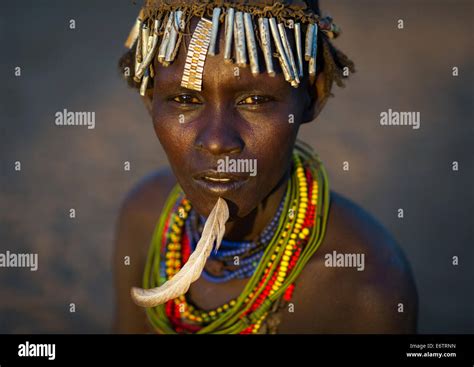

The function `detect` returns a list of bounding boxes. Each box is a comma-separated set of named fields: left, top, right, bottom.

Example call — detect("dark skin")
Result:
left=114, top=18, right=418, bottom=333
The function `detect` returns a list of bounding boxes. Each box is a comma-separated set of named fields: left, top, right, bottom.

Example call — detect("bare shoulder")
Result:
left=119, top=168, right=177, bottom=216
left=113, top=168, right=176, bottom=333
left=283, top=191, right=418, bottom=333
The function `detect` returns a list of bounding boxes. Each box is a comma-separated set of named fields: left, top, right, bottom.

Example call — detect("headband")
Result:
left=125, top=0, right=341, bottom=95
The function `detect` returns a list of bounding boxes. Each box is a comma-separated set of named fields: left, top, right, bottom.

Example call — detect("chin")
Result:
left=194, top=194, right=254, bottom=219
left=183, top=186, right=257, bottom=220
left=177, top=174, right=259, bottom=218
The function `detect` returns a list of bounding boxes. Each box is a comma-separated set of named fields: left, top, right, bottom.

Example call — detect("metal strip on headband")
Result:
left=181, top=18, right=213, bottom=91
left=224, top=8, right=235, bottom=63
left=244, top=12, right=260, bottom=75
left=208, top=7, right=222, bottom=56
left=258, top=17, right=275, bottom=77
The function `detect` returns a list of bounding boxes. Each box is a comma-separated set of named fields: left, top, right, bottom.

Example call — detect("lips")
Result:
left=192, top=170, right=250, bottom=195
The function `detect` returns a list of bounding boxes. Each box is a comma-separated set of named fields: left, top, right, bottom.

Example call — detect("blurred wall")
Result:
left=0, top=0, right=472, bottom=333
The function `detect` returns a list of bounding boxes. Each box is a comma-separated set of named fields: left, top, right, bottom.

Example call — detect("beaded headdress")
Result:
left=124, top=0, right=344, bottom=95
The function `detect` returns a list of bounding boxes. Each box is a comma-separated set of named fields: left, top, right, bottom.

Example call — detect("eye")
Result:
left=237, top=95, right=273, bottom=106
left=171, top=94, right=202, bottom=105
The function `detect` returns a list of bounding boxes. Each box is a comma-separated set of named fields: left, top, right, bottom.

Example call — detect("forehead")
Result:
left=152, top=16, right=303, bottom=95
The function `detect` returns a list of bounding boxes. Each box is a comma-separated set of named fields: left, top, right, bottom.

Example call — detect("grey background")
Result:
left=0, top=0, right=472, bottom=333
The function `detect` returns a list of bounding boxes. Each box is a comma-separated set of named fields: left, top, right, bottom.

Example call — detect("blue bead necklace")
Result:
left=185, top=195, right=285, bottom=282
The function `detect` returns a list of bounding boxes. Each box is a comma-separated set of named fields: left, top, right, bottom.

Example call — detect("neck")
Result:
left=223, top=169, right=290, bottom=242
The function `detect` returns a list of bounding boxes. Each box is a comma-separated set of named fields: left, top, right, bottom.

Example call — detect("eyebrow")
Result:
left=155, top=83, right=196, bottom=95
left=155, top=73, right=289, bottom=99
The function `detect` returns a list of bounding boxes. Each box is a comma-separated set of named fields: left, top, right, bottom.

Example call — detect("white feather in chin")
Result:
left=131, top=197, right=229, bottom=307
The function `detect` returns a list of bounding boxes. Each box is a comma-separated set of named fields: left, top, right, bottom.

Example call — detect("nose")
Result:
left=194, top=111, right=244, bottom=156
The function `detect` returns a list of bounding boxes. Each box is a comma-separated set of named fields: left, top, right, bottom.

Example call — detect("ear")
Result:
left=301, top=71, right=328, bottom=124
left=141, top=89, right=154, bottom=117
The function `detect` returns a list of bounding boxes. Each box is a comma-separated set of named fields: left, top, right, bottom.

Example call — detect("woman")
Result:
left=114, top=0, right=417, bottom=334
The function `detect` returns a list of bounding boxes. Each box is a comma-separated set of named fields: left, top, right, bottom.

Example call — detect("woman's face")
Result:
left=150, top=18, right=315, bottom=218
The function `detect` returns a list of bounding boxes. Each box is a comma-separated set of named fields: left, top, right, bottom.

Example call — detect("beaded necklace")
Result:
left=186, top=192, right=285, bottom=282
left=143, top=142, right=330, bottom=334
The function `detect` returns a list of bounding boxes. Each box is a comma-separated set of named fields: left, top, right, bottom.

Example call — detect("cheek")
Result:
left=152, top=101, right=193, bottom=155
left=256, top=132, right=295, bottom=182
left=252, top=105, right=301, bottom=181
left=247, top=119, right=298, bottom=191
left=152, top=114, right=190, bottom=173
left=241, top=104, right=301, bottom=156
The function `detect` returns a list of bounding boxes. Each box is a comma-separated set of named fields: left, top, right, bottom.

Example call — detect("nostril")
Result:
left=207, top=141, right=243, bottom=156
left=194, top=130, right=244, bottom=156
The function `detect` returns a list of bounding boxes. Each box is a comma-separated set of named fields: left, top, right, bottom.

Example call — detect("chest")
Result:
left=186, top=257, right=323, bottom=333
